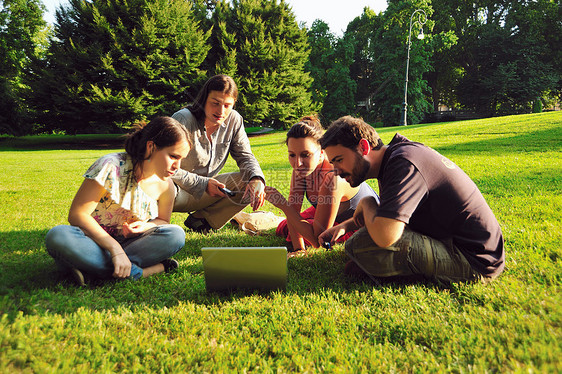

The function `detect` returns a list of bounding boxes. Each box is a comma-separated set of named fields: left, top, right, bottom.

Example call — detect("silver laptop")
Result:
left=201, top=247, right=287, bottom=292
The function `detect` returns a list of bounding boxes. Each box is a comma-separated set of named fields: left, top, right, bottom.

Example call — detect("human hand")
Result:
left=244, top=178, right=265, bottom=211
left=353, top=201, right=366, bottom=228
left=111, top=251, right=132, bottom=278
left=353, top=196, right=378, bottom=228
left=122, top=220, right=154, bottom=238
left=206, top=178, right=227, bottom=197
left=264, top=186, right=287, bottom=208
left=318, top=224, right=346, bottom=248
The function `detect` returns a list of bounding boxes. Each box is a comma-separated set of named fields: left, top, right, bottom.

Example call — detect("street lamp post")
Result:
left=400, top=9, right=427, bottom=126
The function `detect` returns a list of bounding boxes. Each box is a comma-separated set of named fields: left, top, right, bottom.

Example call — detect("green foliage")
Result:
left=433, top=0, right=560, bottom=116
left=306, top=20, right=357, bottom=125
left=27, top=0, right=210, bottom=133
left=533, top=98, right=543, bottom=113
left=0, top=113, right=561, bottom=371
left=206, top=0, right=317, bottom=129
left=0, top=0, right=46, bottom=135
left=346, top=0, right=434, bottom=126
left=345, top=7, right=382, bottom=123
left=305, top=20, right=333, bottom=110
left=341, top=0, right=561, bottom=123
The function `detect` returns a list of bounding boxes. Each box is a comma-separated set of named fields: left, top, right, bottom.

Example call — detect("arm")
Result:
left=356, top=196, right=405, bottom=248
left=310, top=172, right=345, bottom=241
left=172, top=168, right=210, bottom=199
left=122, top=179, right=181, bottom=237
left=170, top=109, right=211, bottom=199
left=286, top=173, right=306, bottom=251
left=275, top=171, right=344, bottom=248
left=265, top=185, right=323, bottom=249
left=243, top=177, right=265, bottom=211
left=173, top=169, right=231, bottom=199
left=318, top=195, right=405, bottom=248
left=153, top=179, right=175, bottom=224
left=228, top=114, right=266, bottom=184
left=228, top=113, right=266, bottom=209
left=68, top=179, right=131, bottom=278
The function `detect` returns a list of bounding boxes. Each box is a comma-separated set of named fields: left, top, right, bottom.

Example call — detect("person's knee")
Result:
left=173, top=188, right=192, bottom=212
left=159, top=224, right=186, bottom=255
left=45, top=225, right=75, bottom=256
left=344, top=227, right=412, bottom=278
left=344, top=227, right=375, bottom=254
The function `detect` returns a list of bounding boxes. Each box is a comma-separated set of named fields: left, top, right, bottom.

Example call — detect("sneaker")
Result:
left=70, top=267, right=86, bottom=286
left=184, top=215, right=213, bottom=234
left=161, top=258, right=179, bottom=273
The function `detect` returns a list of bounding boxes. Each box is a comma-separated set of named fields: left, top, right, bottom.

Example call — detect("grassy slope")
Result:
left=0, top=112, right=560, bottom=372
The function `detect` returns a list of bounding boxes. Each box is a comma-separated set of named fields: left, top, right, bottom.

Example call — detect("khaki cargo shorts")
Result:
left=345, top=226, right=483, bottom=284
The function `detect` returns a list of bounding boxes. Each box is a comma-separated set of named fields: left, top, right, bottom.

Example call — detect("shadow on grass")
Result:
left=0, top=228, right=445, bottom=319
left=0, top=134, right=126, bottom=151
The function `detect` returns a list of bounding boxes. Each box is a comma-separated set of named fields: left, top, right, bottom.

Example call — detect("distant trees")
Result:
left=430, top=0, right=561, bottom=116
left=206, top=0, right=316, bottom=128
left=340, top=0, right=561, bottom=125
left=22, top=0, right=316, bottom=133
left=1, top=0, right=560, bottom=135
left=306, top=20, right=356, bottom=125
left=0, top=0, right=46, bottom=135
left=344, top=0, right=434, bottom=126
left=27, top=0, right=210, bottom=133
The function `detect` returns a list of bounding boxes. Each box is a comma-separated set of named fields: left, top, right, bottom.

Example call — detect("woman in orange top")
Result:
left=265, top=116, right=379, bottom=253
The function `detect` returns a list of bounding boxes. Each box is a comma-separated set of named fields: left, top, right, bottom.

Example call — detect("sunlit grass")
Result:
left=0, top=112, right=561, bottom=371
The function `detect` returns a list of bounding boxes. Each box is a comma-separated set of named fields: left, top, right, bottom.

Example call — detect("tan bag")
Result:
left=232, top=211, right=285, bottom=236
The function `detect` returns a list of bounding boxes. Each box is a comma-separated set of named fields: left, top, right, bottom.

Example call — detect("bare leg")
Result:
left=141, top=263, right=165, bottom=278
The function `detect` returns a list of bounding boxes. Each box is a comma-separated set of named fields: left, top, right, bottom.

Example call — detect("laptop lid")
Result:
left=201, top=247, right=287, bottom=292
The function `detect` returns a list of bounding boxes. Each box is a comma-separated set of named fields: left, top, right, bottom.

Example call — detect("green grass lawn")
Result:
left=1, top=112, right=561, bottom=372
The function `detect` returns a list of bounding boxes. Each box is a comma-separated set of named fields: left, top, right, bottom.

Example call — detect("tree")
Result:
left=305, top=20, right=333, bottom=110
left=27, top=0, right=210, bottom=133
left=422, top=0, right=459, bottom=111
left=206, top=0, right=317, bottom=129
left=345, top=7, right=381, bottom=111
left=348, top=0, right=433, bottom=126
left=0, top=0, right=46, bottom=135
left=306, top=20, right=357, bottom=124
left=432, top=0, right=560, bottom=116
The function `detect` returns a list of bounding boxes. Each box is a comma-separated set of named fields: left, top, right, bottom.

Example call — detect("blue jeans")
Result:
left=45, top=224, right=185, bottom=280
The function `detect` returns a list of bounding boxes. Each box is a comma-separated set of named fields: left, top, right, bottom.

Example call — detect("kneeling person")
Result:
left=319, top=116, right=504, bottom=284
left=172, top=75, right=266, bottom=233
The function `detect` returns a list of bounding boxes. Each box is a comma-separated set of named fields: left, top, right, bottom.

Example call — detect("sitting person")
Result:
left=318, top=116, right=505, bottom=283
left=172, top=74, right=266, bottom=233
left=45, top=117, right=190, bottom=286
left=264, top=116, right=379, bottom=253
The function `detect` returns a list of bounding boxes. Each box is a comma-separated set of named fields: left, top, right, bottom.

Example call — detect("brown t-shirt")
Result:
left=376, top=134, right=504, bottom=277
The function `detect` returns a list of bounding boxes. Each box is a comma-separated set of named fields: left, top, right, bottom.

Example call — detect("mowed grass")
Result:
left=0, top=112, right=561, bottom=372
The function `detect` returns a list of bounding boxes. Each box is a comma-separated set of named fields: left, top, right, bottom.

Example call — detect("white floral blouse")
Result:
left=84, top=153, right=158, bottom=237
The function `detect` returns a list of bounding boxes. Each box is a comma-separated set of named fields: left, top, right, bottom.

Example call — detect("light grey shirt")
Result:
left=171, top=108, right=265, bottom=198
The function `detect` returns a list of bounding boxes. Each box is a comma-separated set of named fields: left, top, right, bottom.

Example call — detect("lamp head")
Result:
left=417, top=29, right=424, bottom=40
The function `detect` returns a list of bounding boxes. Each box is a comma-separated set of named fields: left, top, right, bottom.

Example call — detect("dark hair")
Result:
left=125, top=116, right=189, bottom=172
left=189, top=75, right=238, bottom=121
left=319, top=116, right=383, bottom=151
left=285, top=115, right=324, bottom=145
